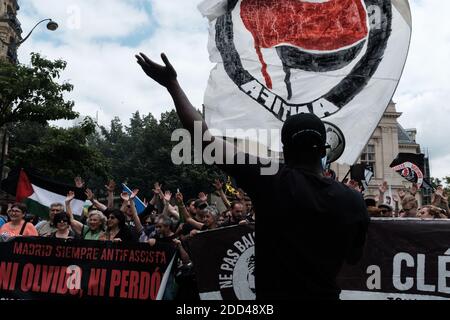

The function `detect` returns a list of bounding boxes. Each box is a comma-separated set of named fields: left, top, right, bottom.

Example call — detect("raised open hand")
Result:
left=435, top=186, right=444, bottom=197
left=198, top=192, right=207, bottom=202
left=130, top=189, right=139, bottom=200
left=152, top=182, right=162, bottom=195
left=379, top=181, right=388, bottom=194
left=120, top=192, right=130, bottom=202
left=85, top=188, right=95, bottom=201
left=66, top=191, right=75, bottom=203
left=105, top=180, right=116, bottom=193
left=136, top=53, right=177, bottom=88
left=164, top=191, right=172, bottom=202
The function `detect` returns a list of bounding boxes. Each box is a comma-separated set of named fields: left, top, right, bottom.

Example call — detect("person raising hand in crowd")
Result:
left=431, top=185, right=449, bottom=216
left=66, top=191, right=106, bottom=240
left=119, top=190, right=144, bottom=240
left=175, top=191, right=219, bottom=235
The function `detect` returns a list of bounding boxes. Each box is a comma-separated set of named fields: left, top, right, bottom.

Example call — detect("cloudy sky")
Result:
left=16, top=0, right=449, bottom=180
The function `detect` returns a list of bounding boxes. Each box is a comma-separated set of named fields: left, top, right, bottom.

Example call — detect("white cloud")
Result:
left=19, top=0, right=150, bottom=41
left=15, top=0, right=450, bottom=181
left=17, top=0, right=211, bottom=127
left=394, top=0, right=450, bottom=180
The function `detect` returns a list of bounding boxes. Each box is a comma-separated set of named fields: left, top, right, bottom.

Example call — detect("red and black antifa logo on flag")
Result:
left=390, top=153, right=425, bottom=188
left=216, top=0, right=392, bottom=122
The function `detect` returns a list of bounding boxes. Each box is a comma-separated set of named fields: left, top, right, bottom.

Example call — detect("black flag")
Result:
left=350, top=164, right=374, bottom=191
left=390, top=153, right=425, bottom=188
left=188, top=225, right=255, bottom=300
left=0, top=167, right=21, bottom=195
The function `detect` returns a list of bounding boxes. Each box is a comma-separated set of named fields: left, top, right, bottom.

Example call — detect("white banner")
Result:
left=199, top=0, right=412, bottom=165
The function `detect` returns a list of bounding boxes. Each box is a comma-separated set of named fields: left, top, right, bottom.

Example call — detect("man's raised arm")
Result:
left=135, top=53, right=209, bottom=140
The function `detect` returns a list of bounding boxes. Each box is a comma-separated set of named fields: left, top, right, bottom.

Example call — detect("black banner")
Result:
left=189, top=221, right=450, bottom=300
left=188, top=224, right=255, bottom=300
left=0, top=237, right=176, bottom=301
left=338, top=219, right=450, bottom=300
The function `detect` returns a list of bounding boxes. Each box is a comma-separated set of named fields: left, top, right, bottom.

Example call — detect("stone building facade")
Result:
left=0, top=0, right=21, bottom=63
left=331, top=101, right=429, bottom=206
left=0, top=0, right=21, bottom=206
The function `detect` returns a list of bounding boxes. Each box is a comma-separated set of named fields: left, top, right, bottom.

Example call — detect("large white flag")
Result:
left=199, top=0, right=412, bottom=165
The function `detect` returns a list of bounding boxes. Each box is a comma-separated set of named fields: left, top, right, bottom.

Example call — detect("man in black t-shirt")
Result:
left=218, top=113, right=369, bottom=299
left=136, top=52, right=369, bottom=300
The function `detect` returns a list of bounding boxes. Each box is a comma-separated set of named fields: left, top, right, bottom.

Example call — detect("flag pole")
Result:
left=342, top=168, right=351, bottom=183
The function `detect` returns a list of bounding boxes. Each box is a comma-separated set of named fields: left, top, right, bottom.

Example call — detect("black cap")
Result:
left=281, top=113, right=326, bottom=149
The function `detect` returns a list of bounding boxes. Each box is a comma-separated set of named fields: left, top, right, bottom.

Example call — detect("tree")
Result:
left=430, top=177, right=450, bottom=194
left=93, top=110, right=225, bottom=199
left=7, top=118, right=110, bottom=186
left=0, top=52, right=77, bottom=128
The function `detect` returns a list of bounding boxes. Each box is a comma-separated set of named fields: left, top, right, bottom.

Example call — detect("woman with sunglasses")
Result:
left=100, top=209, right=134, bottom=242
left=0, top=203, right=38, bottom=241
left=51, top=212, right=77, bottom=239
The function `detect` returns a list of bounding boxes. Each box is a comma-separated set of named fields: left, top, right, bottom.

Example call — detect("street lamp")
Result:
left=0, top=18, right=58, bottom=182
left=0, top=18, right=58, bottom=63
left=16, top=18, right=59, bottom=46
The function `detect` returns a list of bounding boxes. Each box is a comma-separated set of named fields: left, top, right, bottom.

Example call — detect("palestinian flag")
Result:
left=15, top=169, right=86, bottom=218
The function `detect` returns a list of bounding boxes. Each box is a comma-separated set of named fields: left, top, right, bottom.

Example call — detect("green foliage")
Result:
left=0, top=53, right=77, bottom=128
left=7, top=108, right=225, bottom=199
left=93, top=110, right=225, bottom=199
left=7, top=118, right=110, bottom=185
left=2, top=53, right=224, bottom=198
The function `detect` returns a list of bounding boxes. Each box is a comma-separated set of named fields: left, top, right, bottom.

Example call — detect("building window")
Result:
left=360, top=144, right=376, bottom=175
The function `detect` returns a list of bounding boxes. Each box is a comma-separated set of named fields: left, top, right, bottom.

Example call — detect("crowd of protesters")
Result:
left=342, top=179, right=449, bottom=219
left=0, top=173, right=448, bottom=299
left=0, top=176, right=257, bottom=299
